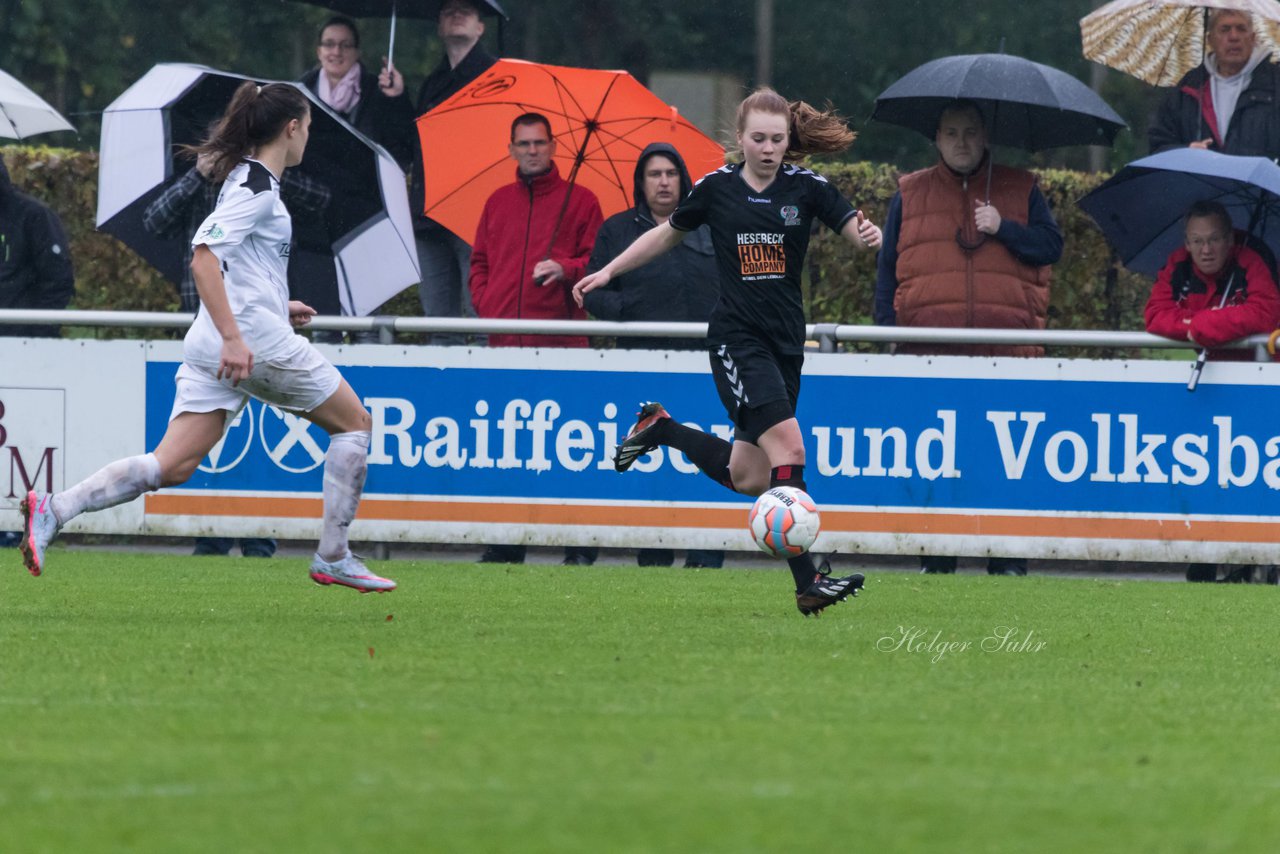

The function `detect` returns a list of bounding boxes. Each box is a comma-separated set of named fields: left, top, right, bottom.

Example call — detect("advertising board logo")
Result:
left=259, top=405, right=327, bottom=473
left=470, top=75, right=516, bottom=99
left=198, top=405, right=255, bottom=474
left=0, top=389, right=65, bottom=499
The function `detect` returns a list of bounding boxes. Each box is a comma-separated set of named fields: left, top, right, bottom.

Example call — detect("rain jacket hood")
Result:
left=632, top=142, right=693, bottom=222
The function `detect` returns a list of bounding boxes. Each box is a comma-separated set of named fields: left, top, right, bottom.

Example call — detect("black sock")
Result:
left=787, top=552, right=817, bottom=592
left=659, top=420, right=735, bottom=492
left=770, top=464, right=805, bottom=490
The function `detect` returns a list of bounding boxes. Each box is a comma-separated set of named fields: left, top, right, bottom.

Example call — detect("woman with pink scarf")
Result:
left=293, top=16, right=415, bottom=335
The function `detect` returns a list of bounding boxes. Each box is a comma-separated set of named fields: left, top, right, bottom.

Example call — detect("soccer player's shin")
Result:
left=317, top=430, right=370, bottom=562
left=664, top=420, right=734, bottom=490
left=51, top=453, right=162, bottom=523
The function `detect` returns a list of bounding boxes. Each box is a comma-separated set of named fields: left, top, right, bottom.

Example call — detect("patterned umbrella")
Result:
left=1081, top=0, right=1280, bottom=86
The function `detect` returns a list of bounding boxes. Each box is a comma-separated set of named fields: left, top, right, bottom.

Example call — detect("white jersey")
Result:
left=185, top=159, right=297, bottom=367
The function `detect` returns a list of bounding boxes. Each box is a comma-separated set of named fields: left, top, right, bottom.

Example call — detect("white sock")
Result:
left=317, top=431, right=370, bottom=563
left=51, top=453, right=162, bottom=525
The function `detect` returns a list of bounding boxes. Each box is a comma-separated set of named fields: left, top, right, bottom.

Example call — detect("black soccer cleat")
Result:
left=613, top=401, right=671, bottom=472
left=796, top=557, right=864, bottom=617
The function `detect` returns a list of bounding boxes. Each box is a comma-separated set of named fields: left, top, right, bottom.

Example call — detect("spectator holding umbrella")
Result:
left=380, top=0, right=502, bottom=344
left=469, top=110, right=602, bottom=566
left=874, top=99, right=1063, bottom=576
left=302, top=15, right=413, bottom=167
left=1148, top=8, right=1280, bottom=156
left=1144, top=199, right=1280, bottom=582
left=296, top=15, right=414, bottom=340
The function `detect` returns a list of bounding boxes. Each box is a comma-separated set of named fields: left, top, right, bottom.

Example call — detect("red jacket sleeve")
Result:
left=1144, top=254, right=1195, bottom=341
left=468, top=203, right=491, bottom=315
left=1188, top=247, right=1280, bottom=347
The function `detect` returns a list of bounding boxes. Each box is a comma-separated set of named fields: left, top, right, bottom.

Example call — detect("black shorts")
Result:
left=708, top=342, right=803, bottom=444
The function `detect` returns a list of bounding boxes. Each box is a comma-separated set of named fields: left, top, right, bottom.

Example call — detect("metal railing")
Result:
left=0, top=308, right=1273, bottom=358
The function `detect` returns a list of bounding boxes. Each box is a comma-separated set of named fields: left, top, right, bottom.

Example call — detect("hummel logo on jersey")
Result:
left=747, top=195, right=772, bottom=204
left=200, top=223, right=225, bottom=240
left=780, top=205, right=800, bottom=226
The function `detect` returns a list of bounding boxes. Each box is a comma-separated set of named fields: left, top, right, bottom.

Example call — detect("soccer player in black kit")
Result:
left=574, top=88, right=882, bottom=616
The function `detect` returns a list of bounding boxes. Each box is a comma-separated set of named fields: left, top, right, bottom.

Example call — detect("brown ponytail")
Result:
left=734, top=87, right=856, bottom=160
left=184, top=81, right=311, bottom=184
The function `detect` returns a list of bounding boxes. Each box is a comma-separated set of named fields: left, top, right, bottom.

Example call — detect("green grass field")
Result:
left=2, top=551, right=1278, bottom=853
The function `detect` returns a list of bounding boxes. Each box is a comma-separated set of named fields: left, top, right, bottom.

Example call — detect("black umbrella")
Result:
left=871, top=53, right=1127, bottom=151
left=96, top=63, right=420, bottom=316
left=291, top=0, right=508, bottom=65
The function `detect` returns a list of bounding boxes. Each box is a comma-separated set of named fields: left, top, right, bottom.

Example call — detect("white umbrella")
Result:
left=97, top=63, right=419, bottom=317
left=0, top=68, right=76, bottom=139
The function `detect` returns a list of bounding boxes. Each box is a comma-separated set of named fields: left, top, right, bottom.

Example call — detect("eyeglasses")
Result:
left=1186, top=234, right=1229, bottom=250
left=512, top=140, right=551, bottom=150
left=319, top=40, right=357, bottom=51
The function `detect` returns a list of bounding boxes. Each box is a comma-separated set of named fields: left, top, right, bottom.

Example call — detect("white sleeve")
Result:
left=191, top=187, right=272, bottom=259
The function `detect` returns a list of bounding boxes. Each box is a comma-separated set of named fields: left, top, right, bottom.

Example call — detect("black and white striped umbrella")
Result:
left=96, top=63, right=419, bottom=317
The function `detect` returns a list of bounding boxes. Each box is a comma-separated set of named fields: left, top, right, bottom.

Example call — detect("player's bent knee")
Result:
left=160, top=456, right=201, bottom=487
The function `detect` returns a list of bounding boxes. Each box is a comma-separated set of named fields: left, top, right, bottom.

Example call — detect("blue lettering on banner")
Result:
left=144, top=361, right=1280, bottom=516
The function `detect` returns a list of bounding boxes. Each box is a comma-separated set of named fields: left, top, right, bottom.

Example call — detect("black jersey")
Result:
left=669, top=162, right=857, bottom=354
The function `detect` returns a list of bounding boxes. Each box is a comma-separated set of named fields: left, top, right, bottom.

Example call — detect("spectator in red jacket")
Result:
left=1145, top=199, right=1280, bottom=357
left=468, top=112, right=603, bottom=349
left=469, top=111, right=603, bottom=565
left=1145, top=199, right=1280, bottom=584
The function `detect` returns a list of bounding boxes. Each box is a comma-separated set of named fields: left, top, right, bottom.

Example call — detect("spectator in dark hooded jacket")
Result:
left=583, top=142, right=725, bottom=569
left=0, top=152, right=74, bottom=338
left=583, top=142, right=718, bottom=351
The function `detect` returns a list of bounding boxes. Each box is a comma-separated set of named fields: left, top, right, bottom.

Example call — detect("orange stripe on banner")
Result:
left=143, top=495, right=1280, bottom=544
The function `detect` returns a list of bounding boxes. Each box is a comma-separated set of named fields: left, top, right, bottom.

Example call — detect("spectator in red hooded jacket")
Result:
left=1145, top=199, right=1280, bottom=584
left=468, top=112, right=603, bottom=348
left=1145, top=199, right=1280, bottom=357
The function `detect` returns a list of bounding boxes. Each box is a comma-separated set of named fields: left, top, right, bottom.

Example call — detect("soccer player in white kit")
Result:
left=19, top=81, right=395, bottom=592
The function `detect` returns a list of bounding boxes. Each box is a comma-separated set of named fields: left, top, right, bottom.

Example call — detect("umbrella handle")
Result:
left=387, top=2, right=397, bottom=71
left=1187, top=349, right=1207, bottom=392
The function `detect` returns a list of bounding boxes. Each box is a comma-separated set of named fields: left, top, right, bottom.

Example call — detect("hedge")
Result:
left=3, top=145, right=1150, bottom=348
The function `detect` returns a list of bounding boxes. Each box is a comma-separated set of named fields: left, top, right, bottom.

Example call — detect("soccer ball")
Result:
left=749, top=486, right=821, bottom=558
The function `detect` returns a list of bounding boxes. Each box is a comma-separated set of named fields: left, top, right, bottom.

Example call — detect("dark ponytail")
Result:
left=186, top=82, right=311, bottom=183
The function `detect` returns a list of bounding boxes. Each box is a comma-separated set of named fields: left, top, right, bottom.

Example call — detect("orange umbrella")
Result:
left=416, top=58, right=726, bottom=246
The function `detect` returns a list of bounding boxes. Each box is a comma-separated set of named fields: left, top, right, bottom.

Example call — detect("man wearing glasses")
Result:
left=1145, top=200, right=1280, bottom=353
left=468, top=112, right=601, bottom=348
left=1145, top=199, right=1280, bottom=582
left=467, top=112, right=603, bottom=566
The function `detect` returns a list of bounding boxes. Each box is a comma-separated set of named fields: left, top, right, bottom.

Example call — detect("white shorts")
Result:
left=170, top=337, right=344, bottom=423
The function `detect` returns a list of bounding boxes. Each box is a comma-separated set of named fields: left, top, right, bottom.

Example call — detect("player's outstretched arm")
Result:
left=841, top=210, right=882, bottom=251
left=191, top=245, right=254, bottom=385
left=573, top=222, right=685, bottom=307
